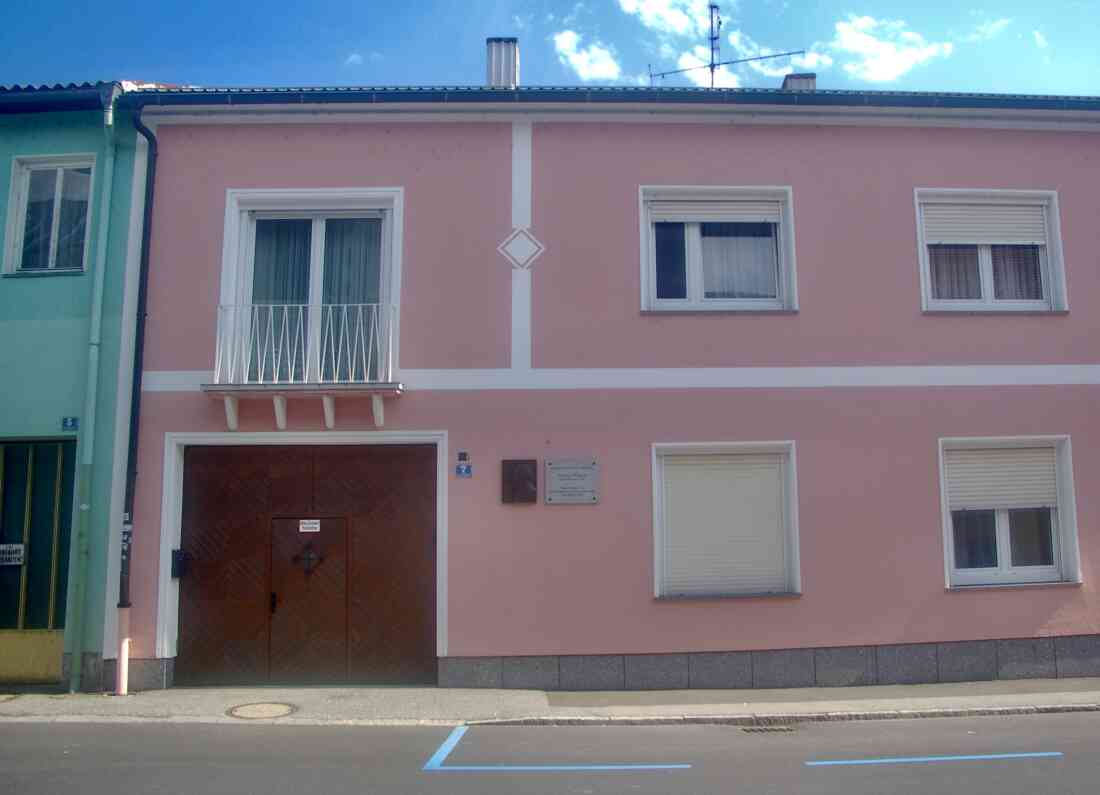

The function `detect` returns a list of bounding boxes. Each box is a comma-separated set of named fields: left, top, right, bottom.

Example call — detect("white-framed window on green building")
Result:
left=0, top=441, right=76, bottom=630
left=3, top=154, right=95, bottom=273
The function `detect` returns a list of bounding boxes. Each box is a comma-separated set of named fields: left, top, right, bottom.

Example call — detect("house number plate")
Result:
left=0, top=544, right=25, bottom=566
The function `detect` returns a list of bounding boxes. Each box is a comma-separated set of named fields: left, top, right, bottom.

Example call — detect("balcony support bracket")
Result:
left=273, top=395, right=288, bottom=430
left=223, top=396, right=239, bottom=431
left=371, top=394, right=384, bottom=428
left=322, top=395, right=336, bottom=430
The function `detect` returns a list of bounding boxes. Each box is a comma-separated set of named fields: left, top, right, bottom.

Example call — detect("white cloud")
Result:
left=512, top=14, right=530, bottom=31
left=343, top=53, right=364, bottom=67
left=964, top=17, right=1012, bottom=42
left=1033, top=30, right=1049, bottom=48
left=618, top=0, right=711, bottom=37
left=727, top=29, right=833, bottom=77
left=553, top=30, right=623, bottom=81
left=831, top=16, right=953, bottom=82
left=677, top=45, right=741, bottom=87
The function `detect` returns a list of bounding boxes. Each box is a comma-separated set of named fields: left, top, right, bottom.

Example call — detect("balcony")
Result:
left=202, top=303, right=402, bottom=430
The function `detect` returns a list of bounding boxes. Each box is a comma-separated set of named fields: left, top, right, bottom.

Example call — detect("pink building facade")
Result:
left=110, top=77, right=1100, bottom=690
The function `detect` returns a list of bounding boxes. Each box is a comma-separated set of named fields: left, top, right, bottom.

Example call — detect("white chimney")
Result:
left=781, top=73, right=816, bottom=91
left=487, top=37, right=520, bottom=89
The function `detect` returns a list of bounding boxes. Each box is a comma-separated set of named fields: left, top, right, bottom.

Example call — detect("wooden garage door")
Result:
left=175, top=445, right=436, bottom=686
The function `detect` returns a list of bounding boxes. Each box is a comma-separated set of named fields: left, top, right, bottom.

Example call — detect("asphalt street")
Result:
left=1, top=713, right=1096, bottom=794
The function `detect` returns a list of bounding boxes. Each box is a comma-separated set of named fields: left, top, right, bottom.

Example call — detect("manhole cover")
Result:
left=228, top=702, right=296, bottom=720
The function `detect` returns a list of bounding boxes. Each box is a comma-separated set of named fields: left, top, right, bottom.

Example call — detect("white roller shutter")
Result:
left=944, top=446, right=1058, bottom=510
left=660, top=453, right=788, bottom=596
left=921, top=202, right=1047, bottom=245
left=649, top=201, right=782, bottom=223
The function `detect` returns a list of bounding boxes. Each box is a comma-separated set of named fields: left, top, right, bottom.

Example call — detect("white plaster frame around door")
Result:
left=155, top=430, right=449, bottom=660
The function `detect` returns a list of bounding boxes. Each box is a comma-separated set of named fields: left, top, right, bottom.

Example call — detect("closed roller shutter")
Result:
left=944, top=446, right=1058, bottom=510
left=660, top=453, right=788, bottom=596
left=649, top=201, right=782, bottom=223
left=922, top=202, right=1047, bottom=245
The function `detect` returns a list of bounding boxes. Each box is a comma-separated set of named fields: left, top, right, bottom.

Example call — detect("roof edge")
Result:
left=0, top=81, right=119, bottom=115
left=115, top=85, right=1100, bottom=114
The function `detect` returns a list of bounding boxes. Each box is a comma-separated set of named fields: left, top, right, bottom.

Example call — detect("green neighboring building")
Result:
left=0, top=82, right=144, bottom=689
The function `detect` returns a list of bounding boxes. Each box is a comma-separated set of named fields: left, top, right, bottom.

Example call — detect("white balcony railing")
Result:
left=213, top=303, right=396, bottom=385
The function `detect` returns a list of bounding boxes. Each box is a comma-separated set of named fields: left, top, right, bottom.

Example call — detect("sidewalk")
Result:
left=2, top=678, right=1100, bottom=727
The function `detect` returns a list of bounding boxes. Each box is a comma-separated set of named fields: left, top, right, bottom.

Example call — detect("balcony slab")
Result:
left=200, top=383, right=403, bottom=431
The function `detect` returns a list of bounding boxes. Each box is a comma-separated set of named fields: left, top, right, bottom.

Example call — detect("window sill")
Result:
left=947, top=580, right=1081, bottom=592
left=922, top=308, right=1067, bottom=316
left=642, top=308, right=799, bottom=316
left=656, top=591, right=802, bottom=601
left=2, top=269, right=86, bottom=278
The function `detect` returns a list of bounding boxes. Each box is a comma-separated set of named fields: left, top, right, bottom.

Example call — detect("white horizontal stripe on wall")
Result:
left=922, top=203, right=1047, bottom=245
left=142, top=364, right=1100, bottom=392
left=945, top=446, right=1058, bottom=509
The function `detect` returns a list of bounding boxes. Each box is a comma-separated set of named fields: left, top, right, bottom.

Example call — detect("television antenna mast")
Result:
left=648, top=2, right=805, bottom=88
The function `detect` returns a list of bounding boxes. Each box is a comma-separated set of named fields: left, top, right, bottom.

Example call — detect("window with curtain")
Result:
left=643, top=188, right=795, bottom=311
left=654, top=445, right=799, bottom=597
left=918, top=192, right=1061, bottom=309
left=5, top=158, right=93, bottom=273
left=942, top=442, right=1074, bottom=586
left=247, top=214, right=385, bottom=383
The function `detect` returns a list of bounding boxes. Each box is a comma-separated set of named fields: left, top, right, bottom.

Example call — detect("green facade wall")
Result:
left=0, top=107, right=140, bottom=682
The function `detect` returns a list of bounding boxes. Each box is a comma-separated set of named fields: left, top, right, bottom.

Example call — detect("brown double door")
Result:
left=175, top=445, right=436, bottom=686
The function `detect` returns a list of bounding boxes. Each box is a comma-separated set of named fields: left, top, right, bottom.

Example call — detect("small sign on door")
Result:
left=0, top=544, right=25, bottom=566
left=298, top=519, right=321, bottom=533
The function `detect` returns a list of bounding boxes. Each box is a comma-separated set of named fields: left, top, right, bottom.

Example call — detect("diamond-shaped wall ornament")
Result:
left=498, top=227, right=545, bottom=270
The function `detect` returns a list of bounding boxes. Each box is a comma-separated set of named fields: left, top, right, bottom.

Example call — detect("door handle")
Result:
left=270, top=592, right=278, bottom=614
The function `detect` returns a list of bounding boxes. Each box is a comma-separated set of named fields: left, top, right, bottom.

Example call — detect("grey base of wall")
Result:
left=439, top=635, right=1100, bottom=690
left=62, top=654, right=175, bottom=692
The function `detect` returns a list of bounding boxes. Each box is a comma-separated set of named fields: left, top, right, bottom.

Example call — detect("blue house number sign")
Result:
left=455, top=451, right=472, bottom=478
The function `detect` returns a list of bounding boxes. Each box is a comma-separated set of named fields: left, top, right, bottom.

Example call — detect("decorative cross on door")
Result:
left=293, top=544, right=324, bottom=575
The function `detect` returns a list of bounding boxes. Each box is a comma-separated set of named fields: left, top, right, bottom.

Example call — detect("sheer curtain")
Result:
left=55, top=168, right=91, bottom=270
left=321, top=218, right=382, bottom=381
left=929, top=244, right=981, bottom=300
left=992, top=245, right=1043, bottom=300
left=250, top=219, right=311, bottom=381
left=20, top=170, right=56, bottom=270
left=701, top=222, right=778, bottom=299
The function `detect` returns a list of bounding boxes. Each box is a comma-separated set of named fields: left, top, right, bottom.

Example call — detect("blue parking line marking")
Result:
left=806, top=751, right=1063, bottom=767
left=423, top=726, right=471, bottom=770
left=422, top=725, right=692, bottom=772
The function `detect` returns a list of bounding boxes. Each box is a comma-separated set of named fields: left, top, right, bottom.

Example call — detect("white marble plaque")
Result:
left=545, top=458, right=600, bottom=504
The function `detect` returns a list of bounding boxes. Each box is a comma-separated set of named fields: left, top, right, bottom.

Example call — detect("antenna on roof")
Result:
left=648, top=2, right=805, bottom=88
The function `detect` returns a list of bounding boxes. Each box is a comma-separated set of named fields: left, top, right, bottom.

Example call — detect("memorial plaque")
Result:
left=545, top=458, right=599, bottom=504
left=502, top=460, right=538, bottom=504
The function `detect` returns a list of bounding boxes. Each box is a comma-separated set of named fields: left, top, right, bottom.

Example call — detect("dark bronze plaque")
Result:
left=502, top=459, right=538, bottom=504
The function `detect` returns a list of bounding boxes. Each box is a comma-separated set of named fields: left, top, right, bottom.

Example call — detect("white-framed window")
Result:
left=3, top=154, right=96, bottom=273
left=216, top=188, right=404, bottom=384
left=915, top=189, right=1067, bottom=312
left=652, top=441, right=800, bottom=598
left=639, top=186, right=798, bottom=312
left=939, top=437, right=1081, bottom=588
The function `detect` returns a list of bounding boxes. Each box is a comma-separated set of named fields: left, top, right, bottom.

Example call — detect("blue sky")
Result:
left=2, top=0, right=1097, bottom=95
